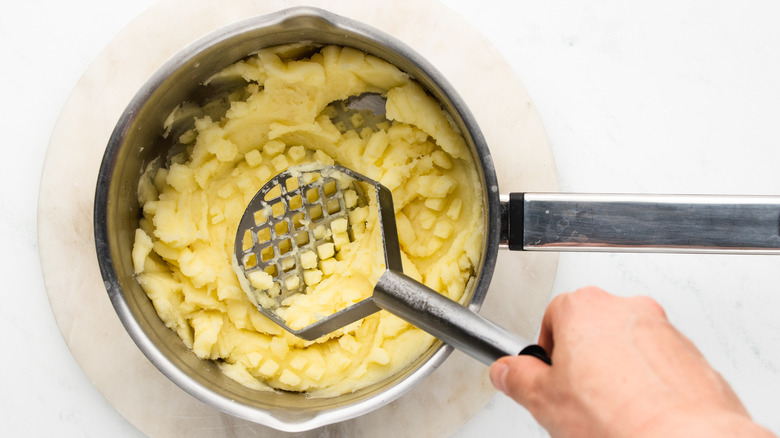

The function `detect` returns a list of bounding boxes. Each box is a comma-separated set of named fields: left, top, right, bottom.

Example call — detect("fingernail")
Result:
left=490, top=361, right=509, bottom=393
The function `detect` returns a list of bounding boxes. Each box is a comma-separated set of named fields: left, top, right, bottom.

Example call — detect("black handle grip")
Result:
left=508, top=192, right=525, bottom=251
left=519, top=344, right=552, bottom=365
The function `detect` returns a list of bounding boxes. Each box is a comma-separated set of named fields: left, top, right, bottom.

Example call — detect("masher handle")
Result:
left=373, top=270, right=550, bottom=366
left=503, top=193, right=780, bottom=254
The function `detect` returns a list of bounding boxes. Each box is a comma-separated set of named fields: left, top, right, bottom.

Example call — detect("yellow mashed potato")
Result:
left=132, top=44, right=484, bottom=396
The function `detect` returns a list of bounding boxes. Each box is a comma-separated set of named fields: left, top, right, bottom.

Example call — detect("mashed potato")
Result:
left=132, top=44, right=484, bottom=395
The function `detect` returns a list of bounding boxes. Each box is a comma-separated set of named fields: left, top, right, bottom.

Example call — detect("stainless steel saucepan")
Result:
left=93, top=6, right=780, bottom=432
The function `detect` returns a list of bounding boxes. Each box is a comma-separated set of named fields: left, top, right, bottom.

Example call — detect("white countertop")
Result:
left=5, top=0, right=780, bottom=436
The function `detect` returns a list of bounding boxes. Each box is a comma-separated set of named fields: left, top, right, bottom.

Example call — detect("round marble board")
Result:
left=38, top=0, right=559, bottom=436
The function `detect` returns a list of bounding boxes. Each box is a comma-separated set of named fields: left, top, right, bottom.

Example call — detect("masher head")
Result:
left=233, top=163, right=402, bottom=340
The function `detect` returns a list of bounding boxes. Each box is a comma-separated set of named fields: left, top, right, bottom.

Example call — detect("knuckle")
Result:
left=632, top=295, right=667, bottom=318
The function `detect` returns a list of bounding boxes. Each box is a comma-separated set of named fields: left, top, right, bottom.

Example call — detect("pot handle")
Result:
left=503, top=193, right=780, bottom=254
left=373, top=270, right=551, bottom=366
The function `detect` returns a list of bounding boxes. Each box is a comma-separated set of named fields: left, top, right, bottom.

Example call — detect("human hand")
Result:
left=490, top=286, right=775, bottom=438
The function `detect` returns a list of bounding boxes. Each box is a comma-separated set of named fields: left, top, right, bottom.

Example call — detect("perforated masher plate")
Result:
left=233, top=164, right=400, bottom=340
left=236, top=165, right=360, bottom=303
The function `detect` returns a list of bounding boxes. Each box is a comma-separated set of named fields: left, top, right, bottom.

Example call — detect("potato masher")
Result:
left=233, top=163, right=548, bottom=365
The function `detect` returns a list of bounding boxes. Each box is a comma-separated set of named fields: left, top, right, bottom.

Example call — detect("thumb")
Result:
left=490, top=354, right=550, bottom=408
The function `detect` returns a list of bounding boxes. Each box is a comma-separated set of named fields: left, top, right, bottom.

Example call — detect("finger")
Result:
left=538, top=294, right=564, bottom=352
left=629, top=294, right=668, bottom=319
left=539, top=287, right=610, bottom=353
left=490, top=354, right=551, bottom=409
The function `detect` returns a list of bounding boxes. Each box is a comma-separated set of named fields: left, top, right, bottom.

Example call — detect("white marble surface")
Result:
left=6, top=0, right=780, bottom=436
